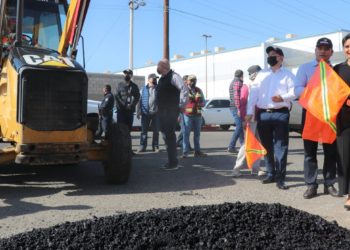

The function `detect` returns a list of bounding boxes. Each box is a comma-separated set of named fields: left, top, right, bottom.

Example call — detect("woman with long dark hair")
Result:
left=333, top=33, right=350, bottom=209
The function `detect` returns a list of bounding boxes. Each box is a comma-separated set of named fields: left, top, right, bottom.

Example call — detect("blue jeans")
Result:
left=257, top=108, right=290, bottom=181
left=183, top=115, right=202, bottom=152
left=117, top=111, right=134, bottom=132
left=140, top=114, right=159, bottom=150
left=176, top=113, right=185, bottom=146
left=159, top=110, right=179, bottom=167
left=228, top=109, right=244, bottom=149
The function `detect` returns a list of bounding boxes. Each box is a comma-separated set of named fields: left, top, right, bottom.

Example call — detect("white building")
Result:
left=115, top=30, right=349, bottom=99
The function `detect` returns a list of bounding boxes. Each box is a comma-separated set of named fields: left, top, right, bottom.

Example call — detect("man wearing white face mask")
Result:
left=232, top=65, right=267, bottom=177
left=245, top=47, right=297, bottom=190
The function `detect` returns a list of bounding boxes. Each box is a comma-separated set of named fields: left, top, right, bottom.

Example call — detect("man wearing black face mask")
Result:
left=115, top=69, right=140, bottom=132
left=136, top=73, right=160, bottom=153
left=245, top=46, right=297, bottom=190
left=181, top=75, right=207, bottom=158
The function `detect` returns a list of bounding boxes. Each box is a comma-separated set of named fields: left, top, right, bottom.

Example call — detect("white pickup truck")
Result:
left=87, top=100, right=141, bottom=137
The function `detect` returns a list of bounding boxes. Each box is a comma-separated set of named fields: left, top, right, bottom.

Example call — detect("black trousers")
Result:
left=301, top=109, right=337, bottom=188
left=337, top=127, right=350, bottom=195
left=101, top=115, right=112, bottom=133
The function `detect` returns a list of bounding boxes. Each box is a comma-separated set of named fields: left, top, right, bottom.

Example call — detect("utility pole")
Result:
left=129, top=4, right=134, bottom=70
left=128, top=1, right=146, bottom=70
left=163, top=0, right=169, bottom=60
left=201, top=34, right=211, bottom=97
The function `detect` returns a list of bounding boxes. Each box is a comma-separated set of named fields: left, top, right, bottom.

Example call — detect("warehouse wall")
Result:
left=87, top=73, right=145, bottom=101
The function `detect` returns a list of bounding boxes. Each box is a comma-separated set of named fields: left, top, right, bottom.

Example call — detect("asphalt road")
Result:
left=0, top=128, right=349, bottom=239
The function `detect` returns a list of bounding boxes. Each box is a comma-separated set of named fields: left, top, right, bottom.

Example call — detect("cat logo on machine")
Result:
left=22, top=55, right=75, bottom=68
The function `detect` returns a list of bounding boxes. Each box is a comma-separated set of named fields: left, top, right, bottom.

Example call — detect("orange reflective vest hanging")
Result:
left=245, top=124, right=267, bottom=169
left=302, top=111, right=336, bottom=144
left=299, top=59, right=350, bottom=125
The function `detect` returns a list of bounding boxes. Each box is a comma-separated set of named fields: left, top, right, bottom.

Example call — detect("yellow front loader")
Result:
left=0, top=0, right=132, bottom=184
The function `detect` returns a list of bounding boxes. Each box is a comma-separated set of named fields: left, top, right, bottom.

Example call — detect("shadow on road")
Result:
left=0, top=164, right=93, bottom=220
left=0, top=148, right=237, bottom=219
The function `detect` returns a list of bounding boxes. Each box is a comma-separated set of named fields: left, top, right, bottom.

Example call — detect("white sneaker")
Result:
left=232, top=166, right=241, bottom=177
left=251, top=168, right=267, bottom=176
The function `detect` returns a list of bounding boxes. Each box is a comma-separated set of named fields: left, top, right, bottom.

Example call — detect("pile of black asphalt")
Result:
left=1, top=202, right=350, bottom=250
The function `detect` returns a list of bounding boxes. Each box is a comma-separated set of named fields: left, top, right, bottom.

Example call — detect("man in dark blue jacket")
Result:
left=98, top=85, right=114, bottom=139
left=136, top=73, right=160, bottom=153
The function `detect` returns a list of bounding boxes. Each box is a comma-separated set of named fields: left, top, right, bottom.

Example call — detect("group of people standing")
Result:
left=99, top=35, right=350, bottom=209
left=100, top=59, right=207, bottom=170
left=228, top=36, right=350, bottom=210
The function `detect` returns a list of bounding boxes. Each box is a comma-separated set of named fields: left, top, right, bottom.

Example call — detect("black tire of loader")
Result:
left=103, top=123, right=132, bottom=184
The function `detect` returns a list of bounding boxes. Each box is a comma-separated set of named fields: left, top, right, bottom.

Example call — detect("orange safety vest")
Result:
left=185, top=87, right=202, bottom=116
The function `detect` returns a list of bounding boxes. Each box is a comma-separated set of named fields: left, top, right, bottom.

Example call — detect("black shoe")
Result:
left=177, top=145, right=183, bottom=149
left=132, top=151, right=136, bottom=155
left=303, top=186, right=317, bottom=199
left=163, top=165, right=178, bottom=171
left=160, top=164, right=168, bottom=169
left=261, top=176, right=275, bottom=184
left=324, top=185, right=340, bottom=197
left=227, top=148, right=238, bottom=153
left=276, top=180, right=289, bottom=190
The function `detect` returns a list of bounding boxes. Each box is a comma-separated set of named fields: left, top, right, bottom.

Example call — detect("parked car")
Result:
left=289, top=98, right=302, bottom=133
left=201, top=98, right=235, bottom=130
left=87, top=100, right=141, bottom=138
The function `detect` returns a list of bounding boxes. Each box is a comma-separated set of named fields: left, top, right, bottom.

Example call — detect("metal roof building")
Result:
left=115, top=30, right=350, bottom=98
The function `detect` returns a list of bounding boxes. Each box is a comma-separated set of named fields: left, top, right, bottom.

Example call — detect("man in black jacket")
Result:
left=156, top=59, right=189, bottom=170
left=115, top=69, right=140, bottom=132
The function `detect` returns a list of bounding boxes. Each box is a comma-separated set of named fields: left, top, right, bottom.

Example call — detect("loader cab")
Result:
left=0, top=0, right=68, bottom=57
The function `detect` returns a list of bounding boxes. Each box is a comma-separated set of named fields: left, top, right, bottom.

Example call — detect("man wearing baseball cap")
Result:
left=228, top=69, right=245, bottom=154
left=115, top=69, right=140, bottom=133
left=232, top=65, right=267, bottom=177
left=136, top=73, right=160, bottom=153
left=245, top=46, right=297, bottom=190
left=294, top=37, right=339, bottom=199
left=181, top=74, right=207, bottom=158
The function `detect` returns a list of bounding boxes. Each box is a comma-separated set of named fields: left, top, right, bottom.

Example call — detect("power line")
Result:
left=190, top=0, right=284, bottom=36
left=88, top=23, right=130, bottom=77
left=202, top=0, right=288, bottom=33
left=90, top=8, right=161, bottom=12
left=145, top=0, right=274, bottom=37
left=295, top=0, right=350, bottom=26
left=90, top=4, right=127, bottom=7
left=86, top=11, right=124, bottom=64
left=171, top=11, right=262, bottom=43
left=277, top=0, right=340, bottom=29
left=145, top=0, right=315, bottom=50
left=263, top=0, right=337, bottom=31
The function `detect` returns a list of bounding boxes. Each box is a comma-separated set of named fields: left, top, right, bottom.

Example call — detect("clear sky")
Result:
left=75, top=0, right=350, bottom=74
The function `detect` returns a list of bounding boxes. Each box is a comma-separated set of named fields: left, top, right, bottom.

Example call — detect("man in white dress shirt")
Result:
left=245, top=46, right=297, bottom=190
